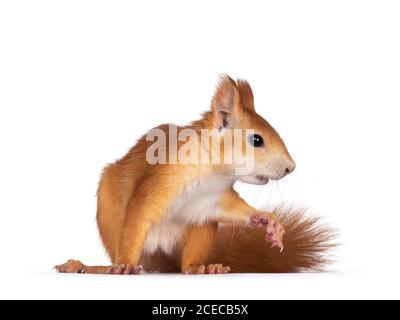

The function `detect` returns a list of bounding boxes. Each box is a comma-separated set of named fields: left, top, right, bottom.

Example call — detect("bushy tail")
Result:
left=210, top=208, right=337, bottom=273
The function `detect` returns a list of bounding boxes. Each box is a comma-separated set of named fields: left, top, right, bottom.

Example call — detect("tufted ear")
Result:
left=211, top=75, right=243, bottom=128
left=237, top=79, right=255, bottom=112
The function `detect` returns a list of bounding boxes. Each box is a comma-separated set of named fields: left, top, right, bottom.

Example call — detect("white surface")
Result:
left=0, top=0, right=400, bottom=300
left=0, top=271, right=390, bottom=300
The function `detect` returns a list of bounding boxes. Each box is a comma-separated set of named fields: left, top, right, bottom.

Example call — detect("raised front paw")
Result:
left=55, top=259, right=86, bottom=274
left=250, top=213, right=285, bottom=252
left=106, top=264, right=143, bottom=275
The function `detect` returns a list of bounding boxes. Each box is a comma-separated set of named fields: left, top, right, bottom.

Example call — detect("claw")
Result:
left=270, top=241, right=284, bottom=253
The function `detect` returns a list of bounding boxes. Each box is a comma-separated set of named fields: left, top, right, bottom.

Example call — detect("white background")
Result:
left=0, top=0, right=399, bottom=300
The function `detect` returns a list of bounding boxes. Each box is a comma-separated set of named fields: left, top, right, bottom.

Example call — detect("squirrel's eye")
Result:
left=248, top=134, right=264, bottom=148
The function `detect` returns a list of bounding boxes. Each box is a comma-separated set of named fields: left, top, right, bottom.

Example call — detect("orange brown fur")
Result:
left=55, top=75, right=335, bottom=275
left=210, top=208, right=336, bottom=273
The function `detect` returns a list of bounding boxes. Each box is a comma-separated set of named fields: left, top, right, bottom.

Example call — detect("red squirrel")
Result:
left=56, top=75, right=335, bottom=275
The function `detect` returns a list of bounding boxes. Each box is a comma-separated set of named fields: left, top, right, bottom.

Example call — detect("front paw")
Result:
left=183, top=264, right=231, bottom=275
left=106, top=264, right=143, bottom=275
left=250, top=213, right=285, bottom=252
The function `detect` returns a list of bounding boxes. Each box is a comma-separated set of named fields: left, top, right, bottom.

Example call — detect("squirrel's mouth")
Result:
left=235, top=174, right=269, bottom=185
left=255, top=175, right=269, bottom=184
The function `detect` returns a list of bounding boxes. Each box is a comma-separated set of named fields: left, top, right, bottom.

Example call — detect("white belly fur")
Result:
left=143, top=175, right=233, bottom=255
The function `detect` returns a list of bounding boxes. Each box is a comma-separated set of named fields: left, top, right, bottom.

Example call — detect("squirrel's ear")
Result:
left=237, top=79, right=255, bottom=112
left=211, top=75, right=242, bottom=128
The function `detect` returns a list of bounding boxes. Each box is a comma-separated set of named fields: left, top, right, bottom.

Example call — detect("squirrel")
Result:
left=55, top=75, right=335, bottom=275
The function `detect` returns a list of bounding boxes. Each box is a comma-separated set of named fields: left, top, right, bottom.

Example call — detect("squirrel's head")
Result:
left=209, top=75, right=295, bottom=185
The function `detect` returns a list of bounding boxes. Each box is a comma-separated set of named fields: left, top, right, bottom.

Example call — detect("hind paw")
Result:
left=55, top=259, right=86, bottom=274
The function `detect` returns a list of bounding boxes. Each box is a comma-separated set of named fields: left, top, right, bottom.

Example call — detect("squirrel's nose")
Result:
left=284, top=161, right=296, bottom=176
